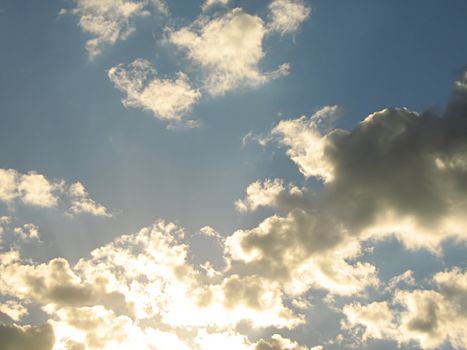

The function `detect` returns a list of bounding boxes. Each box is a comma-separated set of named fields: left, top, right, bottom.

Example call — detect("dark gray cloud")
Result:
left=0, top=323, right=54, bottom=350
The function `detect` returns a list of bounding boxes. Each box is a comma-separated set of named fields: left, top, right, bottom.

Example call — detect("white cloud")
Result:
left=0, top=168, right=111, bottom=217
left=202, top=0, right=231, bottom=12
left=0, top=169, right=18, bottom=203
left=226, top=211, right=379, bottom=296
left=0, top=221, right=307, bottom=349
left=14, top=223, right=40, bottom=241
left=109, top=59, right=202, bottom=126
left=236, top=178, right=286, bottom=212
left=62, top=0, right=168, bottom=58
left=168, top=8, right=290, bottom=96
left=268, top=0, right=311, bottom=34
left=0, top=300, right=28, bottom=322
left=235, top=178, right=308, bottom=212
left=0, top=169, right=59, bottom=207
left=271, top=106, right=340, bottom=181
left=68, top=182, right=112, bottom=217
left=342, top=268, right=467, bottom=349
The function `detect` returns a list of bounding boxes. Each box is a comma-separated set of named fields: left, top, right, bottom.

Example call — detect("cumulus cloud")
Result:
left=264, top=75, right=467, bottom=250
left=267, top=0, right=311, bottom=34
left=228, top=72, right=467, bottom=308
left=235, top=178, right=310, bottom=212
left=168, top=8, right=290, bottom=96
left=342, top=268, right=467, bottom=349
left=0, top=168, right=59, bottom=207
left=0, top=221, right=306, bottom=349
left=0, top=168, right=111, bottom=217
left=62, top=0, right=168, bottom=58
left=109, top=59, right=202, bottom=126
left=226, top=210, right=379, bottom=296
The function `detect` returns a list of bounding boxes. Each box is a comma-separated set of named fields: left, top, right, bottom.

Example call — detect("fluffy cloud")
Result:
left=109, top=59, right=202, bottom=126
left=0, top=221, right=306, bottom=349
left=264, top=74, right=467, bottom=250
left=226, top=210, right=379, bottom=296
left=268, top=0, right=311, bottom=34
left=0, top=168, right=59, bottom=207
left=270, top=105, right=341, bottom=181
left=235, top=178, right=310, bottom=212
left=342, top=268, right=467, bottom=349
left=0, top=168, right=111, bottom=217
left=168, top=8, right=290, bottom=96
left=62, top=0, right=168, bottom=58
left=231, top=73, right=467, bottom=305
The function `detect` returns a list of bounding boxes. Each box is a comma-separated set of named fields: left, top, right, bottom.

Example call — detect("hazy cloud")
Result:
left=267, top=0, right=311, bottom=35
left=62, top=0, right=168, bottom=58
left=0, top=323, right=54, bottom=350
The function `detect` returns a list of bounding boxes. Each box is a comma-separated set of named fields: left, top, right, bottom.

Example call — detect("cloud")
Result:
left=202, top=0, right=231, bottom=12
left=62, top=0, right=168, bottom=58
left=68, top=182, right=112, bottom=217
left=254, top=334, right=312, bottom=350
left=228, top=72, right=467, bottom=303
left=0, top=323, right=55, bottom=350
left=265, top=76, right=467, bottom=250
left=1, top=218, right=41, bottom=245
left=267, top=0, right=311, bottom=35
left=226, top=210, right=379, bottom=296
left=0, top=221, right=306, bottom=349
left=235, top=178, right=310, bottom=212
left=109, top=59, right=202, bottom=126
left=342, top=267, right=467, bottom=349
left=168, top=8, right=290, bottom=96
left=13, top=223, right=40, bottom=241
left=0, top=300, right=28, bottom=322
left=0, top=168, right=112, bottom=217
left=270, top=105, right=341, bottom=181
left=0, top=168, right=59, bottom=207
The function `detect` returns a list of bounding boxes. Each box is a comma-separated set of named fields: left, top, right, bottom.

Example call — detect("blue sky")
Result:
left=0, top=1, right=467, bottom=349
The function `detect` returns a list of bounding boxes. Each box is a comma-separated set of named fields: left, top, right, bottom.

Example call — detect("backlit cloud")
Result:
left=62, top=0, right=169, bottom=58
left=268, top=0, right=311, bottom=35
left=168, top=8, right=290, bottom=96
left=0, top=168, right=112, bottom=217
left=109, top=59, right=202, bottom=127
left=342, top=268, right=467, bottom=349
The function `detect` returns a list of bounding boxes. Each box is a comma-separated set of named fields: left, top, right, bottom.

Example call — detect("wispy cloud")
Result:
left=61, top=0, right=169, bottom=58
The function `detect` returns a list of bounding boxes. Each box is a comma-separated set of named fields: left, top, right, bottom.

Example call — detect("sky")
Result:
left=0, top=0, right=467, bottom=349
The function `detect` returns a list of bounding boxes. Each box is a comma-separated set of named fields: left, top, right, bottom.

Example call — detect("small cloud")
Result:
left=0, top=168, right=112, bottom=218
left=267, top=0, right=311, bottom=35
left=109, top=59, right=202, bottom=127
left=62, top=0, right=169, bottom=58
